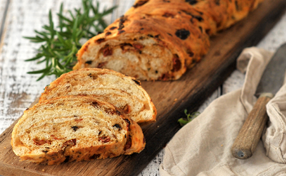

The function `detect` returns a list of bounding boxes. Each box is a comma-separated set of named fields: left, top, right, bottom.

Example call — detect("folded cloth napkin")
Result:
left=160, top=47, right=286, bottom=176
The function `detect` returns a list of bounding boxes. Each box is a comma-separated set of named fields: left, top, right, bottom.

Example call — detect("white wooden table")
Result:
left=0, top=0, right=285, bottom=175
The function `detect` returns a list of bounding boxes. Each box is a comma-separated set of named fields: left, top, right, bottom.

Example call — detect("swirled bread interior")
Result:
left=39, top=68, right=156, bottom=123
left=11, top=96, right=145, bottom=165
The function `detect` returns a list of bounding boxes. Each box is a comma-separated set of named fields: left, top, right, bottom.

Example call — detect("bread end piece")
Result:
left=11, top=96, right=145, bottom=165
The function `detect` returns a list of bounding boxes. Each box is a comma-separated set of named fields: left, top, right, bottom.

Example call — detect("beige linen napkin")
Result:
left=160, top=47, right=286, bottom=176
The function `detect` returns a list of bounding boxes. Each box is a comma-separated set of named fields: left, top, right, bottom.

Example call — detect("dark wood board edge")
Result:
left=0, top=0, right=285, bottom=175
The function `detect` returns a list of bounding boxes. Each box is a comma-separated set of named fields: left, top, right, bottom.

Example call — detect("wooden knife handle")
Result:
left=231, top=94, right=273, bottom=159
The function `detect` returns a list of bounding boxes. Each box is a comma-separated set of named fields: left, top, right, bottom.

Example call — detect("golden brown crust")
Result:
left=124, top=117, right=146, bottom=155
left=74, top=0, right=264, bottom=80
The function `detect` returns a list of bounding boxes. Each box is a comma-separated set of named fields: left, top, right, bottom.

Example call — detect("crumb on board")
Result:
left=174, top=98, right=177, bottom=102
left=42, top=169, right=45, bottom=172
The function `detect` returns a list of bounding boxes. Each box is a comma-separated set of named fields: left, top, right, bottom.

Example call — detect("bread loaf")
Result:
left=73, top=0, right=264, bottom=81
left=11, top=96, right=145, bottom=165
left=39, top=68, right=156, bottom=123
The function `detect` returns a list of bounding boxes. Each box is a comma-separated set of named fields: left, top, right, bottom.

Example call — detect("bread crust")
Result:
left=39, top=68, right=157, bottom=123
left=74, top=0, right=264, bottom=80
left=11, top=96, right=145, bottom=165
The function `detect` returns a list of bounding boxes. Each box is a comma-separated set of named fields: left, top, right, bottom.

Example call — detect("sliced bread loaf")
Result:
left=39, top=68, right=156, bottom=123
left=11, top=96, right=145, bottom=165
left=73, top=0, right=264, bottom=80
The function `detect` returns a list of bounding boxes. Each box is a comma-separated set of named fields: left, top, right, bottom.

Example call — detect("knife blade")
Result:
left=231, top=43, right=286, bottom=159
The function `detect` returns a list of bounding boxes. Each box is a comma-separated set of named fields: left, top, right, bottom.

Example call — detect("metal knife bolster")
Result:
left=257, top=92, right=273, bottom=99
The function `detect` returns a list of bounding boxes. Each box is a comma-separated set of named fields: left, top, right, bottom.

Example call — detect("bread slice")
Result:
left=39, top=68, right=156, bottom=123
left=73, top=0, right=264, bottom=81
left=11, top=96, right=145, bottom=165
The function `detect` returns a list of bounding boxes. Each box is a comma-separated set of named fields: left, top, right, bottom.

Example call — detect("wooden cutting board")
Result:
left=0, top=0, right=285, bottom=175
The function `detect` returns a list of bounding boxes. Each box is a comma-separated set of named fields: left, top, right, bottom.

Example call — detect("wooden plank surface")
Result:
left=0, top=0, right=285, bottom=175
left=0, top=1, right=183, bottom=175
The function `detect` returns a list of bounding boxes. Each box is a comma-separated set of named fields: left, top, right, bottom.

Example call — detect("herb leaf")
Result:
left=178, top=110, right=200, bottom=126
left=25, top=0, right=116, bottom=81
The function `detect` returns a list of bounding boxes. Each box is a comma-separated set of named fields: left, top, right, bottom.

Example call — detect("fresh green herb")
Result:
left=25, top=0, right=116, bottom=81
left=178, top=109, right=200, bottom=126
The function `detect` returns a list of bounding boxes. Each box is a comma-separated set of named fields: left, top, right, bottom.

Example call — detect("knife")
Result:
left=231, top=43, right=286, bottom=159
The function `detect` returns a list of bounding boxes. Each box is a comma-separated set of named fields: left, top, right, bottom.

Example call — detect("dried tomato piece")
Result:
left=124, top=119, right=131, bottom=131
left=33, top=138, right=52, bottom=145
left=105, top=108, right=121, bottom=116
left=75, top=118, right=83, bottom=122
left=63, top=139, right=77, bottom=148
left=122, top=105, right=131, bottom=114
left=51, top=135, right=64, bottom=140
left=102, top=46, right=113, bottom=56
left=99, top=136, right=110, bottom=143
left=97, top=62, right=107, bottom=68
left=124, top=135, right=132, bottom=150
left=172, top=54, right=181, bottom=72
left=159, top=73, right=172, bottom=81
left=133, top=43, right=144, bottom=50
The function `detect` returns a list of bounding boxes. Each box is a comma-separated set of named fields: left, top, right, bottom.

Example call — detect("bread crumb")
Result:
left=174, top=98, right=177, bottom=102
left=4, top=147, right=6, bottom=149
left=221, top=145, right=223, bottom=147
left=42, top=169, right=45, bottom=172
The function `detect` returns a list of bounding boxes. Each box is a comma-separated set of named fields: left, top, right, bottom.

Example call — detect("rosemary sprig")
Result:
left=25, top=0, right=116, bottom=81
left=178, top=109, right=200, bottom=126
